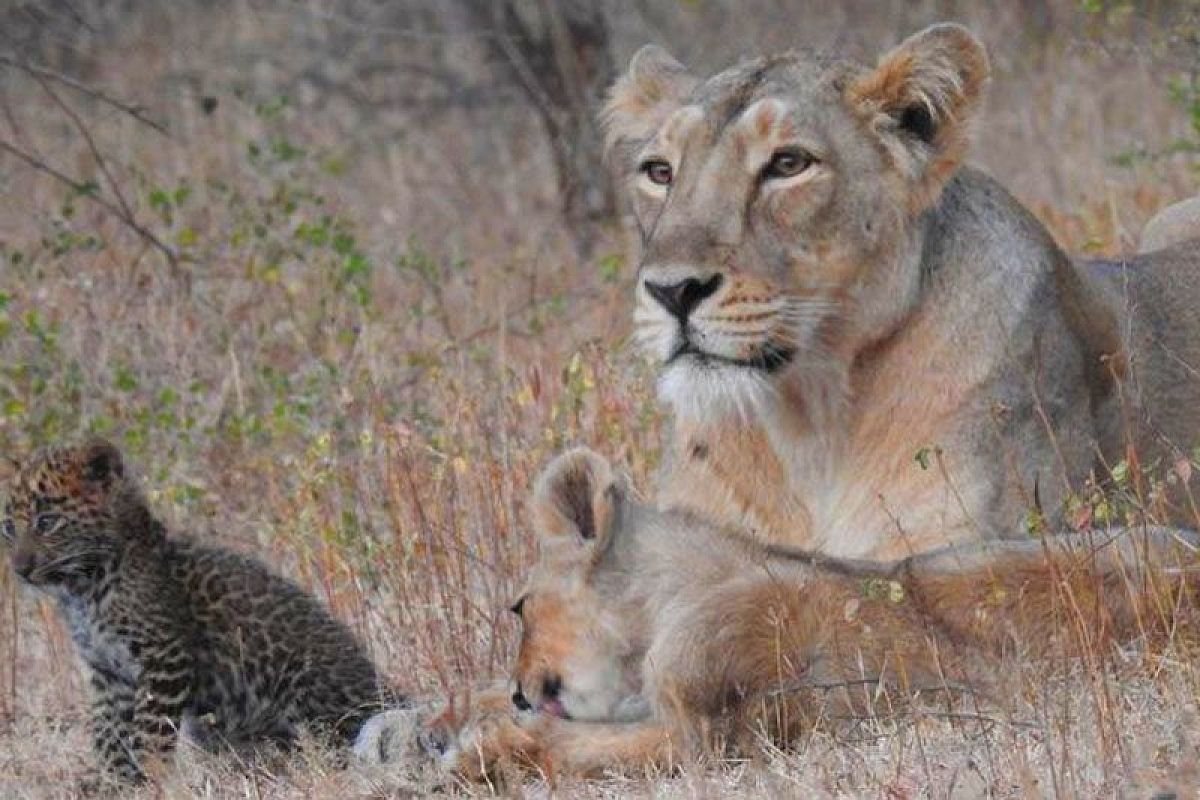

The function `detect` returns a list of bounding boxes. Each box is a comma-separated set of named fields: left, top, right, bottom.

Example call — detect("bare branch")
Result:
left=0, top=137, right=179, bottom=272
left=0, top=53, right=168, bottom=135
left=33, top=72, right=136, bottom=226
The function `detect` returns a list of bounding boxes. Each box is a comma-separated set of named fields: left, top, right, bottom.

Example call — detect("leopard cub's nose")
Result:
left=644, top=274, right=723, bottom=320
left=12, top=550, right=37, bottom=579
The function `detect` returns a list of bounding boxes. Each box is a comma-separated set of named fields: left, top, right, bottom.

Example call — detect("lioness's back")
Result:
left=1140, top=195, right=1200, bottom=253
left=1081, top=241, right=1200, bottom=474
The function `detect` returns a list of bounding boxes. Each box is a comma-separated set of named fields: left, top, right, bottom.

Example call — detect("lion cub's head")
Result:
left=508, top=448, right=651, bottom=724
left=606, top=25, right=989, bottom=418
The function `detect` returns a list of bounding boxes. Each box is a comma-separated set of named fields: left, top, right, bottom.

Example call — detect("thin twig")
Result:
left=0, top=53, right=168, bottom=135
left=33, top=72, right=136, bottom=227
left=0, top=137, right=179, bottom=271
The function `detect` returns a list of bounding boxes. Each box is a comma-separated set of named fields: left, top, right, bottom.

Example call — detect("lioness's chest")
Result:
left=657, top=413, right=987, bottom=560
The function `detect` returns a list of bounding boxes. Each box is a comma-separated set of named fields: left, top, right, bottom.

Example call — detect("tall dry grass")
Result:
left=0, top=1, right=1197, bottom=797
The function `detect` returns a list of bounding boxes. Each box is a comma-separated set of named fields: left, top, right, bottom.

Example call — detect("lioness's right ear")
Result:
left=846, top=23, right=990, bottom=212
left=602, top=45, right=696, bottom=158
left=532, top=448, right=623, bottom=554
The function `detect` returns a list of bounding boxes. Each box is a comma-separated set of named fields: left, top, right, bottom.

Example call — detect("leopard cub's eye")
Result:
left=639, top=159, right=673, bottom=187
left=1, top=519, right=14, bottom=541
left=762, top=148, right=815, bottom=180
left=33, top=513, right=62, bottom=535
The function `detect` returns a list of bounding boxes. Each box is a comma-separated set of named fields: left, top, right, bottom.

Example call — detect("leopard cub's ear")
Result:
left=79, top=438, right=124, bottom=486
left=531, top=448, right=624, bottom=556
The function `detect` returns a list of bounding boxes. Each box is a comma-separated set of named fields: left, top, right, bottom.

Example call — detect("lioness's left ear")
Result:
left=532, top=448, right=623, bottom=553
left=846, top=23, right=989, bottom=211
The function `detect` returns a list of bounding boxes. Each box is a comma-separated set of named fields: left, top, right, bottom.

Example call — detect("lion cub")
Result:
left=2, top=440, right=403, bottom=785
left=369, top=448, right=1199, bottom=778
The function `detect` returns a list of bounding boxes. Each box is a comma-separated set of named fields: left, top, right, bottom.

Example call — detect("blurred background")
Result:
left=0, top=2, right=1197, bottom=794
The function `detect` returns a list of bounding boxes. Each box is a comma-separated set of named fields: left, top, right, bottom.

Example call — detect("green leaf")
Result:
left=114, top=365, right=138, bottom=392
left=914, top=445, right=936, bottom=471
left=332, top=232, right=356, bottom=256
left=148, top=188, right=171, bottom=209
left=597, top=253, right=623, bottom=283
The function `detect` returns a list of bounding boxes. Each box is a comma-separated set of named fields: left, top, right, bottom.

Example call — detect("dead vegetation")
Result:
left=0, top=1, right=1198, bottom=797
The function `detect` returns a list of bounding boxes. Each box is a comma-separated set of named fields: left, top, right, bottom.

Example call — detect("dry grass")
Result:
left=0, top=1, right=1198, bottom=797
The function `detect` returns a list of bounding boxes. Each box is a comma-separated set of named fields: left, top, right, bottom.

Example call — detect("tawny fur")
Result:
left=607, top=23, right=1200, bottom=559
left=366, top=449, right=1200, bottom=780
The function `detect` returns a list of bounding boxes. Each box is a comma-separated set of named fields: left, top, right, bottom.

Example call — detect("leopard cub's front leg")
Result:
left=82, top=629, right=192, bottom=787
left=87, top=670, right=148, bottom=787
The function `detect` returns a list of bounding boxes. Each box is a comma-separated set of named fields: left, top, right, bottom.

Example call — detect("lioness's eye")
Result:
left=762, top=149, right=814, bottom=180
left=33, top=513, right=62, bottom=535
left=639, top=159, right=673, bottom=187
left=509, top=596, right=526, bottom=617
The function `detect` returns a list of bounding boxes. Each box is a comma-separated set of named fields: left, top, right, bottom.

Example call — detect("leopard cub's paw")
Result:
left=75, top=771, right=134, bottom=798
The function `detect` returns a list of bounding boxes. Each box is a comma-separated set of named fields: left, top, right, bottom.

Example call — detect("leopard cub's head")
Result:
left=1, top=439, right=158, bottom=589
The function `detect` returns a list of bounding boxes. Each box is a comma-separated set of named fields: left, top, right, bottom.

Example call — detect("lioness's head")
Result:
left=508, top=448, right=649, bottom=723
left=606, top=24, right=989, bottom=418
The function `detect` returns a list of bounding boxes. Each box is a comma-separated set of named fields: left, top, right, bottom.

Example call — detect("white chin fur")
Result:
left=657, top=359, right=778, bottom=423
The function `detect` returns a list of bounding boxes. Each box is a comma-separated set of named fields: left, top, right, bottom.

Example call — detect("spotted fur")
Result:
left=2, top=439, right=403, bottom=785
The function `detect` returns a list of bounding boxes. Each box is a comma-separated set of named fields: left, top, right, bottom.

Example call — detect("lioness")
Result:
left=608, top=23, right=1200, bottom=558
left=359, top=448, right=1199, bottom=778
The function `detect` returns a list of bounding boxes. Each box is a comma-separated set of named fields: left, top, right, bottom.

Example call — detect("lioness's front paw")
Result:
left=448, top=707, right=547, bottom=781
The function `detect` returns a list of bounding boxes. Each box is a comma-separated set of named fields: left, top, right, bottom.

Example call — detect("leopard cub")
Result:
left=2, top=439, right=403, bottom=785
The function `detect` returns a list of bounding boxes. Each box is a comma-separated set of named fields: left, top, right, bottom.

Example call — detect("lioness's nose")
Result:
left=644, top=274, right=723, bottom=320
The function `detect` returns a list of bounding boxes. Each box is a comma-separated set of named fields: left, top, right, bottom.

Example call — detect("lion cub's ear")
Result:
left=532, top=448, right=623, bottom=556
left=846, top=23, right=990, bottom=212
left=602, top=45, right=697, bottom=159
